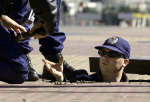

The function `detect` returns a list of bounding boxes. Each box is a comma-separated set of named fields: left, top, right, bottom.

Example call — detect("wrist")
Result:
left=0, top=15, right=6, bottom=21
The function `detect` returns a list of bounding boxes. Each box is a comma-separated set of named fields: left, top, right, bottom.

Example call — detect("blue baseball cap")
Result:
left=95, top=36, right=130, bottom=59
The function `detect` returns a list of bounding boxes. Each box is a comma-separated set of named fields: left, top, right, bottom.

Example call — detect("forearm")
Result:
left=63, top=61, right=89, bottom=82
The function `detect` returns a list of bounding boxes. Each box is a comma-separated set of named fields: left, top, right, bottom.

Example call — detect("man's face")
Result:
left=99, top=48, right=127, bottom=73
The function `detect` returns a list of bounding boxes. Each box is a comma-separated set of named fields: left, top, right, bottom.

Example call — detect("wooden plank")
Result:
left=89, top=57, right=150, bottom=75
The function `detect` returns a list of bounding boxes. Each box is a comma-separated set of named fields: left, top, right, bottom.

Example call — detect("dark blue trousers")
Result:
left=0, top=55, right=28, bottom=84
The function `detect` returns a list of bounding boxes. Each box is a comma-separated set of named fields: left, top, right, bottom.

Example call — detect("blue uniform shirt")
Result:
left=63, top=67, right=128, bottom=82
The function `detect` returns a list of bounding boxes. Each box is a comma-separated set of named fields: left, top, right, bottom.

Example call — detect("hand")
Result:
left=29, top=22, right=48, bottom=39
left=0, top=15, right=27, bottom=36
left=42, top=56, right=64, bottom=82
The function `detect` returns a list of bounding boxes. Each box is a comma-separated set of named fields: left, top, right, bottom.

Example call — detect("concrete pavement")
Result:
left=0, top=26, right=150, bottom=102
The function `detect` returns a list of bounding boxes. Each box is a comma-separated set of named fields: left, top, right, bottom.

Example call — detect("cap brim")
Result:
left=95, top=45, right=123, bottom=55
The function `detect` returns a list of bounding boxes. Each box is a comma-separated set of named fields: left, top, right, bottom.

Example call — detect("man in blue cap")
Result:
left=43, top=36, right=131, bottom=82
left=0, top=0, right=66, bottom=83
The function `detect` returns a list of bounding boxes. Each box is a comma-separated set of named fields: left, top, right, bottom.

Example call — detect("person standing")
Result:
left=0, top=0, right=66, bottom=83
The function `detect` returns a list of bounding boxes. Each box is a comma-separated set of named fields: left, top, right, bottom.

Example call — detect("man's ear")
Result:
left=122, top=63, right=126, bottom=67
left=123, top=59, right=129, bottom=67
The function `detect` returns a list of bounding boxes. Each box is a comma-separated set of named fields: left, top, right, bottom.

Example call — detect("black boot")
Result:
left=25, top=55, right=41, bottom=81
